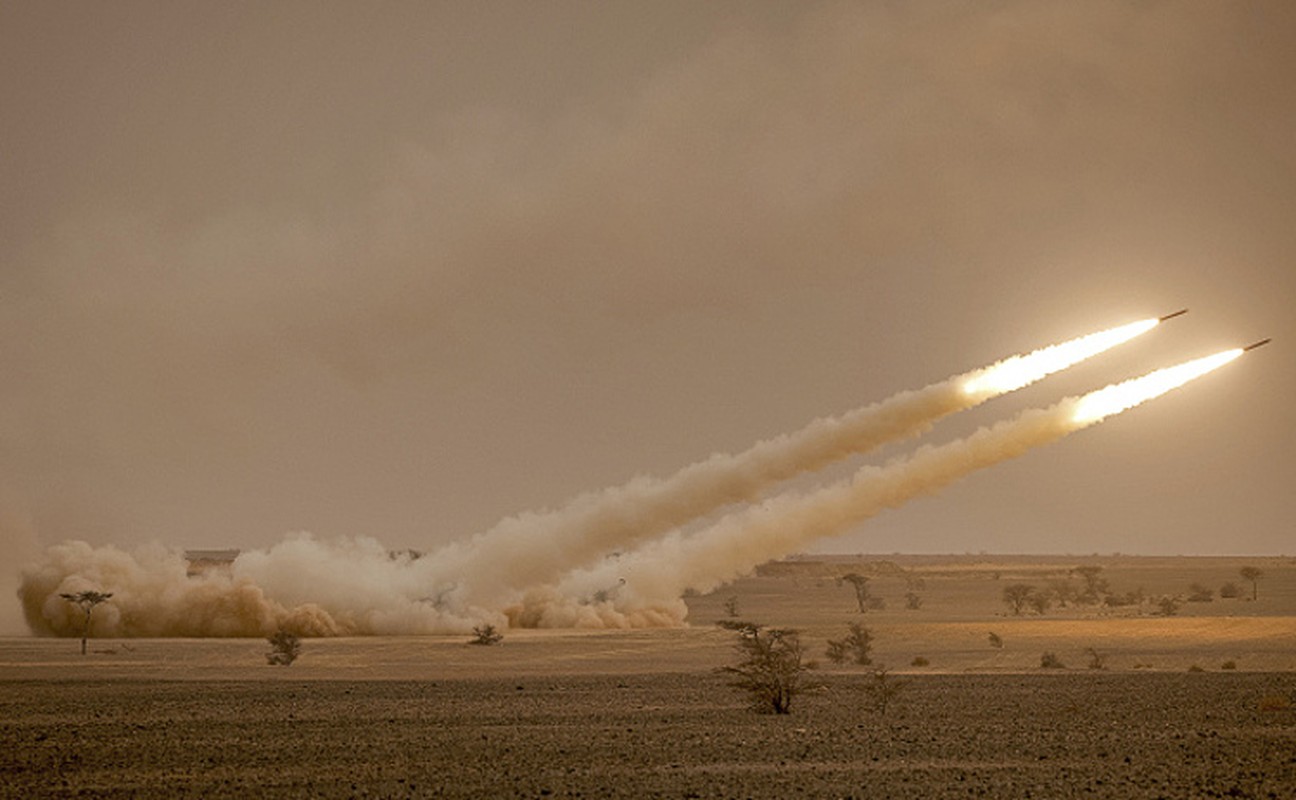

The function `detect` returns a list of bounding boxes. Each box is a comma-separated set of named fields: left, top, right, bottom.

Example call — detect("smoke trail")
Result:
left=517, top=349, right=1242, bottom=627
left=14, top=319, right=1172, bottom=638
left=428, top=317, right=1161, bottom=607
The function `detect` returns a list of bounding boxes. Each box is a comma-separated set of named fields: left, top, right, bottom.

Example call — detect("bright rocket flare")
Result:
left=1070, top=349, right=1243, bottom=424
left=960, top=317, right=1163, bottom=397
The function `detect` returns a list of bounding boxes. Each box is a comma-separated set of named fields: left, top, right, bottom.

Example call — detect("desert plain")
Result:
left=3, top=554, right=1294, bottom=798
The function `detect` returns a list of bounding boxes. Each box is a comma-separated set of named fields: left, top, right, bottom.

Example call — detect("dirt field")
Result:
left=3, top=554, right=1294, bottom=797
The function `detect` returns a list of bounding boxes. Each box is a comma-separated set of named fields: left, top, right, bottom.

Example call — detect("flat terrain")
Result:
left=3, top=554, right=1294, bottom=797
left=3, top=673, right=1294, bottom=798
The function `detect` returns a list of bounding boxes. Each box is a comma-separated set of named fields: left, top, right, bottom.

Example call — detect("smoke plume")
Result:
left=420, top=317, right=1158, bottom=609
left=18, top=335, right=1227, bottom=639
left=511, top=350, right=1243, bottom=627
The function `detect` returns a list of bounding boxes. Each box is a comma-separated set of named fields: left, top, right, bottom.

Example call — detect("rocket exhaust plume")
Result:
left=523, top=348, right=1243, bottom=627
left=427, top=316, right=1167, bottom=607
left=16, top=315, right=1186, bottom=637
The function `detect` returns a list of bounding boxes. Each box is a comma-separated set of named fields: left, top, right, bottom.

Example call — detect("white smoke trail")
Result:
left=427, top=317, right=1161, bottom=608
left=518, top=349, right=1243, bottom=627
left=15, top=319, right=1172, bottom=638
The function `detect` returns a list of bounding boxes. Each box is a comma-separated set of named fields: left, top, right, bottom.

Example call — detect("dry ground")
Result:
left=3, top=554, right=1294, bottom=797
left=3, top=673, right=1294, bottom=798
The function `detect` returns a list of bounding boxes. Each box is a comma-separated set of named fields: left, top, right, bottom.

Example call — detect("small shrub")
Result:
left=1084, top=647, right=1107, bottom=670
left=862, top=668, right=906, bottom=715
left=1040, top=652, right=1065, bottom=669
left=723, top=596, right=740, bottom=618
left=824, top=639, right=848, bottom=665
left=470, top=624, right=504, bottom=646
left=1103, top=589, right=1144, bottom=608
left=1186, top=583, right=1213, bottom=603
left=1026, top=591, right=1052, bottom=616
left=266, top=630, right=301, bottom=666
left=904, top=592, right=923, bottom=610
left=1155, top=596, right=1181, bottom=617
left=1220, top=660, right=1237, bottom=670
left=825, top=623, right=873, bottom=666
left=718, top=623, right=813, bottom=714
left=910, top=656, right=929, bottom=667
left=1187, top=664, right=1205, bottom=673
left=1218, top=582, right=1243, bottom=599
left=987, top=632, right=1003, bottom=649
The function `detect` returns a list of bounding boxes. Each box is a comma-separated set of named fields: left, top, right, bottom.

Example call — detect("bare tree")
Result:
left=718, top=623, right=812, bottom=714
left=1239, top=566, right=1264, bottom=601
left=59, top=591, right=113, bottom=655
left=723, top=596, right=740, bottom=618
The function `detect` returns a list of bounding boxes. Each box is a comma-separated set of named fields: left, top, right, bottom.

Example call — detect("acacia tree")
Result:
left=1073, top=566, right=1109, bottom=603
left=1239, top=566, right=1264, bottom=601
left=838, top=573, right=871, bottom=613
left=59, top=591, right=113, bottom=655
left=1001, top=584, right=1035, bottom=616
left=718, top=622, right=812, bottom=714
left=470, top=624, right=504, bottom=645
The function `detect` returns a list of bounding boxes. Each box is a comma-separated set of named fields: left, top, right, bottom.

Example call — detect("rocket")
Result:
left=1243, top=338, right=1271, bottom=352
left=1158, top=309, right=1188, bottom=322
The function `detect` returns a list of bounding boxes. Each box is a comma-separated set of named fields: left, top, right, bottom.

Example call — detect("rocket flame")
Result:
left=1070, top=349, right=1243, bottom=424
left=961, top=318, right=1160, bottom=397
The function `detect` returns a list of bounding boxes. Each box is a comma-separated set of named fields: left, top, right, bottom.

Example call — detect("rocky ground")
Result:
left=3, top=672, right=1294, bottom=798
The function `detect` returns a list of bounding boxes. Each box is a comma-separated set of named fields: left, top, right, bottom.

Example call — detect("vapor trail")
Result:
left=431, top=317, right=1162, bottom=607
left=519, top=348, right=1242, bottom=627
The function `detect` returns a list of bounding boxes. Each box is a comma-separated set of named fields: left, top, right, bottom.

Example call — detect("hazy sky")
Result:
left=2, top=1, right=1293, bottom=562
